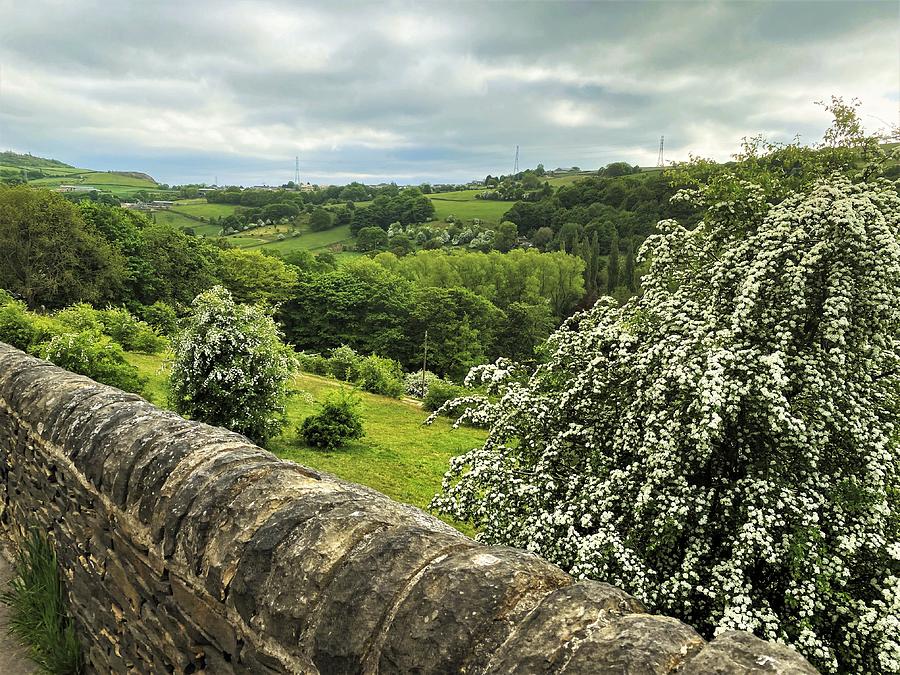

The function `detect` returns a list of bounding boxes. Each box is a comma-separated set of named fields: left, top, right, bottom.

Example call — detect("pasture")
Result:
left=152, top=210, right=210, bottom=233
left=169, top=199, right=239, bottom=219
left=426, top=190, right=512, bottom=224
left=26, top=169, right=167, bottom=198
left=545, top=171, right=597, bottom=187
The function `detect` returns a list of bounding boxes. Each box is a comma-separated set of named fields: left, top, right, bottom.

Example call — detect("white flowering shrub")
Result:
left=404, top=370, right=440, bottom=398
left=169, top=286, right=296, bottom=445
left=431, top=175, right=900, bottom=673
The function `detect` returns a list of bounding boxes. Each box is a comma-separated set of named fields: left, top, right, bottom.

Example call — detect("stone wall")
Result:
left=0, top=343, right=818, bottom=674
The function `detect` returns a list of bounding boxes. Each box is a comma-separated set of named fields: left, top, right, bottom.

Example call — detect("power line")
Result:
left=656, top=135, right=665, bottom=168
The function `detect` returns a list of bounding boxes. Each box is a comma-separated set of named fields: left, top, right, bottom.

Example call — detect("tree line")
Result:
left=0, top=186, right=589, bottom=380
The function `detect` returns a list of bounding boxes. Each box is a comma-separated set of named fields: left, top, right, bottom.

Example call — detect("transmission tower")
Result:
left=656, top=136, right=665, bottom=168
left=294, top=156, right=301, bottom=185
left=513, top=145, right=520, bottom=175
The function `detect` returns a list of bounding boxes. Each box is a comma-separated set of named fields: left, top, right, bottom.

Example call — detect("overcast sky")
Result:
left=0, top=0, right=897, bottom=186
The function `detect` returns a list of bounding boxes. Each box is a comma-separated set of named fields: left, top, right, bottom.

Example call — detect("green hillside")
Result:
left=1, top=150, right=165, bottom=197
left=161, top=198, right=355, bottom=254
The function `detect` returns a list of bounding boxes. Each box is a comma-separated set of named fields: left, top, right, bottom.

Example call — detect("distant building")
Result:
left=299, top=182, right=316, bottom=193
left=150, top=200, right=174, bottom=209
left=56, top=185, right=95, bottom=193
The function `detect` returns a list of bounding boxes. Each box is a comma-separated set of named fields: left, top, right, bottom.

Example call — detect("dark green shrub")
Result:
left=1, top=531, right=83, bottom=674
left=37, top=331, right=145, bottom=394
left=135, top=301, right=179, bottom=337
left=96, top=307, right=166, bottom=354
left=328, top=345, right=361, bottom=381
left=296, top=352, right=331, bottom=376
left=423, top=379, right=469, bottom=416
left=55, top=304, right=165, bottom=354
left=354, top=354, right=405, bottom=398
left=53, top=303, right=103, bottom=333
left=299, top=390, right=365, bottom=450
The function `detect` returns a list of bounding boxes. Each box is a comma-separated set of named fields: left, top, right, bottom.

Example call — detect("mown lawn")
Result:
left=125, top=352, right=483, bottom=533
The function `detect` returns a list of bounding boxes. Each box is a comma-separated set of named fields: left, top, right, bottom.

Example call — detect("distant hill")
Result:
left=0, top=150, right=75, bottom=170
left=0, top=150, right=165, bottom=198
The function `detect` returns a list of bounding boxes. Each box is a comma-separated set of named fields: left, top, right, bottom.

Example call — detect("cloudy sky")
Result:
left=0, top=0, right=897, bottom=186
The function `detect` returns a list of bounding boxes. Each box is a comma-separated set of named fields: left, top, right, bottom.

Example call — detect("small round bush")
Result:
left=134, top=301, right=179, bottom=338
left=354, top=355, right=404, bottom=398
left=0, top=298, right=62, bottom=352
left=53, top=303, right=103, bottom=333
left=299, top=390, right=365, bottom=450
left=296, top=352, right=331, bottom=376
left=97, top=307, right=166, bottom=354
left=37, top=331, right=145, bottom=394
left=328, top=345, right=361, bottom=381
left=404, top=370, right=440, bottom=398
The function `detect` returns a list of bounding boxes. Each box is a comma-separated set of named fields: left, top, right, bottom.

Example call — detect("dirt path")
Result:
left=0, top=552, right=38, bottom=674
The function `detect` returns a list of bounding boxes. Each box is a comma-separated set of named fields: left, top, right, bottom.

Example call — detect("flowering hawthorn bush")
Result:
left=404, top=370, right=440, bottom=398
left=169, top=286, right=296, bottom=445
left=431, top=175, right=900, bottom=673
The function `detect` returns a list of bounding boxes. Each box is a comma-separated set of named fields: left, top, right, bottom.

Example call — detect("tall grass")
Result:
left=1, top=532, right=83, bottom=674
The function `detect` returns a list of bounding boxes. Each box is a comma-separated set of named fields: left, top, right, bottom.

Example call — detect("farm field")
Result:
left=426, top=190, right=512, bottom=224
left=0, top=163, right=81, bottom=178
left=152, top=210, right=209, bottom=232
left=126, top=352, right=483, bottom=532
left=224, top=222, right=352, bottom=252
left=545, top=171, right=597, bottom=187
left=163, top=199, right=352, bottom=252
left=169, top=199, right=238, bottom=219
left=27, top=169, right=165, bottom=197
left=1, top=151, right=168, bottom=197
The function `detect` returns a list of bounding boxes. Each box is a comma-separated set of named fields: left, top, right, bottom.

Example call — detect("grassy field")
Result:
left=152, top=210, right=211, bottom=233
left=1, top=151, right=167, bottom=197
left=246, top=223, right=352, bottom=252
left=426, top=190, right=512, bottom=224
left=162, top=198, right=353, bottom=252
left=27, top=170, right=164, bottom=197
left=126, top=352, right=484, bottom=532
left=545, top=172, right=597, bottom=187
left=169, top=199, right=239, bottom=219
left=225, top=222, right=352, bottom=252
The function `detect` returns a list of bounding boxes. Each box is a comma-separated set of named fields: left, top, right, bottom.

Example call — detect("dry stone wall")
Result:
left=0, top=342, right=818, bottom=674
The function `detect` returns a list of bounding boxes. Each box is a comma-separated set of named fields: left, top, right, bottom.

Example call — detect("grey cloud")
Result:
left=0, top=0, right=897, bottom=185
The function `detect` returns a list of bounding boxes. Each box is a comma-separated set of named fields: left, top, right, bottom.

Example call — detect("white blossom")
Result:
left=431, top=175, right=900, bottom=673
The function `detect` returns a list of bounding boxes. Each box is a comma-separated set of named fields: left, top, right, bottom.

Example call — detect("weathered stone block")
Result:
left=379, top=546, right=572, bottom=673
left=682, top=629, right=820, bottom=674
